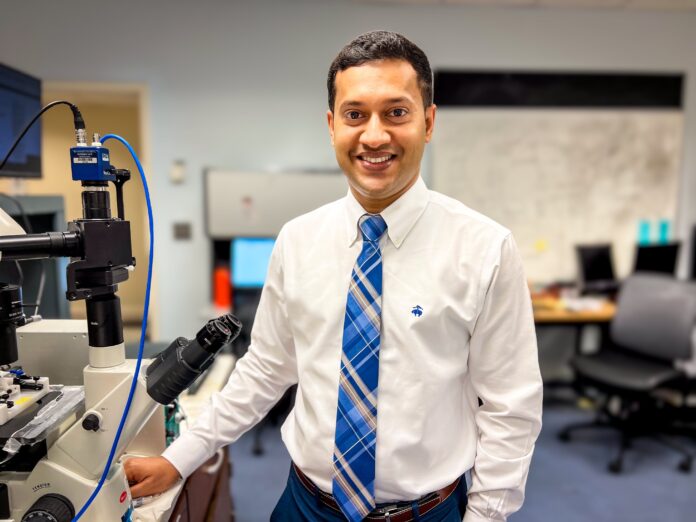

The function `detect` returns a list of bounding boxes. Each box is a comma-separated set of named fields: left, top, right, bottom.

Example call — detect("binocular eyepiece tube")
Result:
left=146, top=313, right=242, bottom=405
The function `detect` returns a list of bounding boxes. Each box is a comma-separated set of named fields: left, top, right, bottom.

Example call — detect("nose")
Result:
left=359, top=114, right=390, bottom=149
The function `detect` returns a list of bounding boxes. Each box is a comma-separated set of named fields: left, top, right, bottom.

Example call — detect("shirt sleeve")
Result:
left=162, top=227, right=298, bottom=479
left=463, top=233, right=543, bottom=522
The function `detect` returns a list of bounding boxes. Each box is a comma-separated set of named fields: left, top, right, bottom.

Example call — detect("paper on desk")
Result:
left=562, top=297, right=606, bottom=312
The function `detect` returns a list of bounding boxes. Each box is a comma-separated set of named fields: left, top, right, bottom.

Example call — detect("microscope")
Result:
left=0, top=123, right=241, bottom=521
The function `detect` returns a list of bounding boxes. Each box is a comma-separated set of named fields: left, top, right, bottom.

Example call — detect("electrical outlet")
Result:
left=173, top=222, right=192, bottom=240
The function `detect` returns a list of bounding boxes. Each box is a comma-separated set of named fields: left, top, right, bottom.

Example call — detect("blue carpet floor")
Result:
left=230, top=406, right=696, bottom=521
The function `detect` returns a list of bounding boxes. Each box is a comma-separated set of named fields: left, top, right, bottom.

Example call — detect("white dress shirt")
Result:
left=163, top=176, right=543, bottom=521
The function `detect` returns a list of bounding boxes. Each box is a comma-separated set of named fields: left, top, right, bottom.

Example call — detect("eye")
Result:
left=388, top=108, right=408, bottom=118
left=344, top=110, right=362, bottom=120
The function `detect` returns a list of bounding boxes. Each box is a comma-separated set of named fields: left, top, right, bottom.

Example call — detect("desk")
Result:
left=533, top=297, right=616, bottom=325
left=532, top=297, right=616, bottom=385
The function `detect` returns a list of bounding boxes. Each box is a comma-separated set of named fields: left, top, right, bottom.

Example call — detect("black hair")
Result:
left=327, top=31, right=433, bottom=111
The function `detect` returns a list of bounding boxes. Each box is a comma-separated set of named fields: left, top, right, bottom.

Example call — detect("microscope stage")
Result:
left=0, top=373, right=50, bottom=426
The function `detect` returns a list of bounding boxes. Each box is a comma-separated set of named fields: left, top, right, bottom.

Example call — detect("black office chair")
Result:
left=558, top=273, right=696, bottom=474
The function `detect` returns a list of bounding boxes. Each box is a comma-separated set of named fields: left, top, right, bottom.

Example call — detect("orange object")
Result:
left=213, top=265, right=232, bottom=309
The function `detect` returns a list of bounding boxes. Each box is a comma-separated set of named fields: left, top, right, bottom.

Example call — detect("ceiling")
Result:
left=353, top=0, right=696, bottom=10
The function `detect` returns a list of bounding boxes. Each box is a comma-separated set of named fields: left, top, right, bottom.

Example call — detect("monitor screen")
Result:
left=0, top=64, right=41, bottom=178
left=577, top=244, right=615, bottom=283
left=231, top=237, right=275, bottom=288
left=634, top=243, right=680, bottom=275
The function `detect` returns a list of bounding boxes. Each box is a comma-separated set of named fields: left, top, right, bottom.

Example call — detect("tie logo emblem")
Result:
left=411, top=305, right=423, bottom=317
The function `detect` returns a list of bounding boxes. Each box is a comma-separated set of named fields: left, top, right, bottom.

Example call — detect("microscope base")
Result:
left=0, top=356, right=166, bottom=521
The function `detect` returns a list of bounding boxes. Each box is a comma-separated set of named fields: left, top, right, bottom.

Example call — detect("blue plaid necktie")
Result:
left=332, top=213, right=388, bottom=522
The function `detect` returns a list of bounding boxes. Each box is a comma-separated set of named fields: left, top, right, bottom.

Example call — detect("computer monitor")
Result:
left=0, top=64, right=42, bottom=178
left=231, top=237, right=276, bottom=289
left=633, top=243, right=680, bottom=275
left=576, top=244, right=618, bottom=294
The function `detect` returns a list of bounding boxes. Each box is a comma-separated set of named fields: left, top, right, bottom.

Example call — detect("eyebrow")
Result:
left=339, top=96, right=414, bottom=111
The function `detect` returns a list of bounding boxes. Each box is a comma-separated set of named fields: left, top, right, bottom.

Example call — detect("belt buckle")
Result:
left=374, top=504, right=401, bottom=521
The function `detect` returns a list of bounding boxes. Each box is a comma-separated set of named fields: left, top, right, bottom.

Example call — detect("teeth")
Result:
left=362, top=155, right=391, bottom=164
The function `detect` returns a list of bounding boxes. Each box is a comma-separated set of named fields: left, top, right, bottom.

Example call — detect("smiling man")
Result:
left=125, top=31, right=543, bottom=522
left=328, top=57, right=433, bottom=213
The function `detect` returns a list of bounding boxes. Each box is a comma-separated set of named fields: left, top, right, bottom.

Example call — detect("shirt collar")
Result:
left=344, top=176, right=430, bottom=249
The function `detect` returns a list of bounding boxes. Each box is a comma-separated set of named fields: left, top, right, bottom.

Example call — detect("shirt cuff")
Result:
left=161, top=432, right=214, bottom=480
left=463, top=505, right=506, bottom=522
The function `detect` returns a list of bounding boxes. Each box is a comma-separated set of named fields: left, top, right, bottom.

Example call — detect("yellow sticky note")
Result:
left=534, top=239, right=548, bottom=253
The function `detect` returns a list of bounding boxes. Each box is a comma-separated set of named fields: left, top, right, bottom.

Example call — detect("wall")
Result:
left=1, top=0, right=695, bottom=339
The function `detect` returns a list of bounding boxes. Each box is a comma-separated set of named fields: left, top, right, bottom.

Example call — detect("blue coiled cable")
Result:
left=72, top=134, right=154, bottom=521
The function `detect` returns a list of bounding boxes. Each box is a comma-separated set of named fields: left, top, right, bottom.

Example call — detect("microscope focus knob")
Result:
left=81, top=412, right=101, bottom=432
left=21, top=493, right=74, bottom=522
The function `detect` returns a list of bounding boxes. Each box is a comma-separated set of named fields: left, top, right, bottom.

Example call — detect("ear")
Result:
left=424, top=104, right=436, bottom=144
left=327, top=110, right=335, bottom=147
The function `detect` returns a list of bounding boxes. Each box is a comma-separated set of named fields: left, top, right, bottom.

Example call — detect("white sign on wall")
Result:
left=205, top=169, right=348, bottom=237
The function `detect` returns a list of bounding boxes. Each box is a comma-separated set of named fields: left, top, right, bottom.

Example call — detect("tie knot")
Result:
left=359, top=214, right=387, bottom=243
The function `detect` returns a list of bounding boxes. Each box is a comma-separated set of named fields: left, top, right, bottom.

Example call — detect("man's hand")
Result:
left=124, top=456, right=181, bottom=498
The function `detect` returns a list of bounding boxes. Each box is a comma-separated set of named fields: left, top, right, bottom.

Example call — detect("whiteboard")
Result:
left=432, top=109, right=683, bottom=282
left=205, top=169, right=348, bottom=237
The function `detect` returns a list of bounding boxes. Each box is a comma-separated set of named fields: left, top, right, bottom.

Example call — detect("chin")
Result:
left=354, top=177, right=394, bottom=198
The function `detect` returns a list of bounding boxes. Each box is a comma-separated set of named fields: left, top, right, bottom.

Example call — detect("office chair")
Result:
left=558, top=273, right=696, bottom=474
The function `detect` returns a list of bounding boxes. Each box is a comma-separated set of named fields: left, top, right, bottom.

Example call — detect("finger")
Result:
left=129, top=479, right=152, bottom=499
left=123, top=459, right=139, bottom=478
left=125, top=468, right=144, bottom=484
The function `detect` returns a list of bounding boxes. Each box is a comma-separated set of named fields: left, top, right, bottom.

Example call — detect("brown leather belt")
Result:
left=292, top=463, right=460, bottom=522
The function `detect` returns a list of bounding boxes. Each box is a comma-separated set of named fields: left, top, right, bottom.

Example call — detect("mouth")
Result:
left=355, top=153, right=397, bottom=172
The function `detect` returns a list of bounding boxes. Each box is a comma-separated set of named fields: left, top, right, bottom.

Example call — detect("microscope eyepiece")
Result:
left=195, top=314, right=241, bottom=353
left=146, top=313, right=242, bottom=405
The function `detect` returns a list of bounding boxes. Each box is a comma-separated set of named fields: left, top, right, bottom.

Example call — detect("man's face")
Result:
left=327, top=59, right=436, bottom=212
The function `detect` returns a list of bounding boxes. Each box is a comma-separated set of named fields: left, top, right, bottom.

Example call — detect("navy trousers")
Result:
left=270, top=465, right=468, bottom=521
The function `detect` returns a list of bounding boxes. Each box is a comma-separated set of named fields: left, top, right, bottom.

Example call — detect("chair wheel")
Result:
left=608, top=460, right=622, bottom=474
left=678, top=458, right=692, bottom=474
left=558, top=431, right=571, bottom=443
